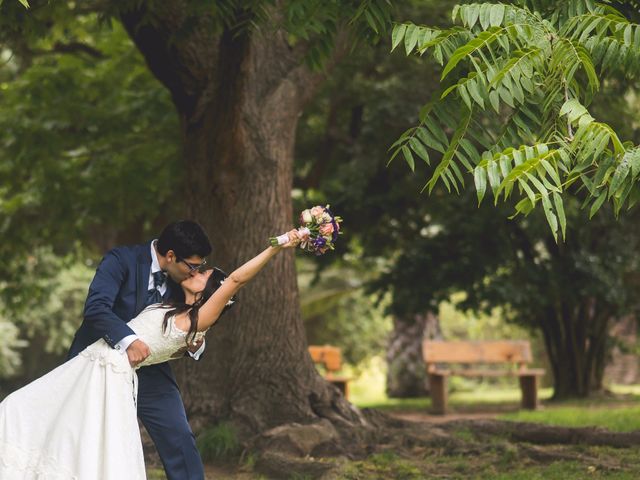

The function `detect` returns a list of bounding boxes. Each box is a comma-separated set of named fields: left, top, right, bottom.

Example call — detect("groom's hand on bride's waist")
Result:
left=127, top=340, right=151, bottom=367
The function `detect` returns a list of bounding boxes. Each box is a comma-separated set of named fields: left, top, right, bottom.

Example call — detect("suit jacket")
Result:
left=68, top=241, right=170, bottom=358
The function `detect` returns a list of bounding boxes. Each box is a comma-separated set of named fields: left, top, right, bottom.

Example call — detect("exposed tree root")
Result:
left=243, top=410, right=640, bottom=478
left=438, top=419, right=640, bottom=448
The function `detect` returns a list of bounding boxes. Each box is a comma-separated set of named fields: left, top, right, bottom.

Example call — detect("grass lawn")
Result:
left=501, top=402, right=640, bottom=432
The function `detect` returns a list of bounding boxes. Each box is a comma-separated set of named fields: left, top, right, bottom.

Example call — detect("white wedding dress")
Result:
left=0, top=305, right=204, bottom=480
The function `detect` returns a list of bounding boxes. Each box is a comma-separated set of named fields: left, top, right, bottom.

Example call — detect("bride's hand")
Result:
left=280, top=229, right=302, bottom=249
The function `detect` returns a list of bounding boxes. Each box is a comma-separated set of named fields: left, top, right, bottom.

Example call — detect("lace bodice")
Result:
left=128, top=305, right=206, bottom=367
left=81, top=305, right=205, bottom=370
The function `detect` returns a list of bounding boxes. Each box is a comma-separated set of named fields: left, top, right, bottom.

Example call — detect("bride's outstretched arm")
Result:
left=195, top=230, right=300, bottom=331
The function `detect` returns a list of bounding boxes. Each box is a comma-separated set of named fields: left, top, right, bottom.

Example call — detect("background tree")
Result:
left=370, top=192, right=640, bottom=398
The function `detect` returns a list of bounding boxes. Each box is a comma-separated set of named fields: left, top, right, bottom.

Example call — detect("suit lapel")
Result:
left=134, top=242, right=152, bottom=316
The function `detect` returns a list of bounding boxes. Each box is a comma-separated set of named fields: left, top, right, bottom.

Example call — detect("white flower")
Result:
left=301, top=210, right=313, bottom=224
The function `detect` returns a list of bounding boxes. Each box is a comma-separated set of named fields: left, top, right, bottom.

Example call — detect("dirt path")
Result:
left=389, top=410, right=502, bottom=423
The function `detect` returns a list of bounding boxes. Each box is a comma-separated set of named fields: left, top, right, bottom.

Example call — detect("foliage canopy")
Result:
left=391, top=0, right=640, bottom=240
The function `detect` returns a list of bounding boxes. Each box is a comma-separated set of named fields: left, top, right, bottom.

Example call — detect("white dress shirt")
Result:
left=115, top=240, right=205, bottom=360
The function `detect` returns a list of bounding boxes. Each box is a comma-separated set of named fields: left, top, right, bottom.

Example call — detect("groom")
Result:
left=68, top=220, right=211, bottom=480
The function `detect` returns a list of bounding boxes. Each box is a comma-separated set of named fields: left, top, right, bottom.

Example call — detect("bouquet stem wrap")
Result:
left=273, top=227, right=311, bottom=246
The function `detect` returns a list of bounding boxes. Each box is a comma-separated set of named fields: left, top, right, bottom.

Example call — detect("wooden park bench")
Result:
left=422, top=340, right=545, bottom=415
left=308, top=345, right=350, bottom=399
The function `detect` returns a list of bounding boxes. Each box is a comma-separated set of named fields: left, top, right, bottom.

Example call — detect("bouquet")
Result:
left=270, top=205, right=342, bottom=255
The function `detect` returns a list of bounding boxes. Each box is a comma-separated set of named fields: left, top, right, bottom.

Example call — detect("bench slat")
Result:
left=423, top=340, right=533, bottom=364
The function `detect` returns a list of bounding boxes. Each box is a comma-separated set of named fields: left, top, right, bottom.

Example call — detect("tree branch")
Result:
left=117, top=1, right=219, bottom=119
left=30, top=41, right=106, bottom=59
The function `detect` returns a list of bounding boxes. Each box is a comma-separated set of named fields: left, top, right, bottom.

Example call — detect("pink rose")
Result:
left=319, top=223, right=334, bottom=235
left=310, top=206, right=324, bottom=218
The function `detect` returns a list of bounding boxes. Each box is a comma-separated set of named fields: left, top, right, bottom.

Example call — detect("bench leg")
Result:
left=519, top=375, right=538, bottom=410
left=429, top=374, right=448, bottom=415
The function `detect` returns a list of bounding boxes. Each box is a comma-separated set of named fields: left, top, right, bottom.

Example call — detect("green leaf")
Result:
left=487, top=161, right=501, bottom=196
left=490, top=48, right=539, bottom=87
left=441, top=84, right=459, bottom=99
left=426, top=108, right=472, bottom=193
left=405, top=24, right=419, bottom=54
left=577, top=45, right=599, bottom=93
left=479, top=3, right=492, bottom=30
left=402, top=145, right=415, bottom=171
left=391, top=24, right=407, bottom=52
left=365, top=9, right=380, bottom=34
left=18, top=0, right=29, bottom=7
left=540, top=157, right=561, bottom=187
left=441, top=27, right=506, bottom=79
left=490, top=4, right=505, bottom=27
left=553, top=192, right=567, bottom=239
left=459, top=85, right=472, bottom=109
left=474, top=166, right=487, bottom=204
left=629, top=149, right=640, bottom=179
left=589, top=190, right=607, bottom=218
left=514, top=197, right=535, bottom=216
left=387, top=146, right=403, bottom=166
left=464, top=4, right=480, bottom=28
left=450, top=160, right=466, bottom=186
left=525, top=171, right=549, bottom=198
left=559, top=98, right=592, bottom=124
left=541, top=193, right=559, bottom=241
left=609, top=155, right=631, bottom=196
left=580, top=174, right=597, bottom=196
left=498, top=86, right=515, bottom=108
left=467, top=80, right=485, bottom=109
left=459, top=139, right=480, bottom=166
left=489, top=90, right=500, bottom=113
left=424, top=116, right=449, bottom=147
left=409, top=137, right=430, bottom=164
left=416, top=126, right=445, bottom=153
left=518, top=178, right=537, bottom=204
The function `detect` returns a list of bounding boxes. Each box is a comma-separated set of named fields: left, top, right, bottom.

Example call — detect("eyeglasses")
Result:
left=178, top=258, right=208, bottom=274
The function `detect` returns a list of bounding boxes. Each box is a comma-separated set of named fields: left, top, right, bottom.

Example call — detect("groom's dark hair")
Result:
left=157, top=220, right=212, bottom=259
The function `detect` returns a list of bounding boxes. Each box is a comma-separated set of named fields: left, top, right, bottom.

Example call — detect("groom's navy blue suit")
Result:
left=68, top=242, right=205, bottom=480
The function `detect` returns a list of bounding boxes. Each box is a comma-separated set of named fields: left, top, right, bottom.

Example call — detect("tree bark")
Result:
left=540, top=298, right=610, bottom=400
left=119, top=2, right=363, bottom=441
left=386, top=311, right=441, bottom=398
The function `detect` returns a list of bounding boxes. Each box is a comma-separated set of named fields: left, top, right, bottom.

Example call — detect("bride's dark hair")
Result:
left=159, top=268, right=234, bottom=345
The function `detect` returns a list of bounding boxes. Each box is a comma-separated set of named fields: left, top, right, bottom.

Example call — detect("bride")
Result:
left=0, top=231, right=302, bottom=479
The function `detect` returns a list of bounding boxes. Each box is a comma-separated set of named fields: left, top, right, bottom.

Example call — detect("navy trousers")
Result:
left=136, top=364, right=204, bottom=480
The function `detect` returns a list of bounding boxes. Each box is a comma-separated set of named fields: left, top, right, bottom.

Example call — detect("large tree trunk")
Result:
left=539, top=299, right=610, bottom=399
left=119, top=3, right=365, bottom=443
left=386, top=311, right=441, bottom=398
